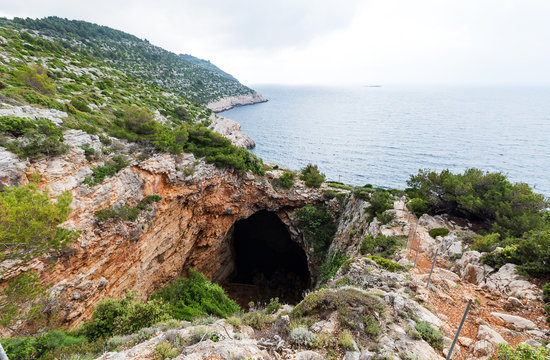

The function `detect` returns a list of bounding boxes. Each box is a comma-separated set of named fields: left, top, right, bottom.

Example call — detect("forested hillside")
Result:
left=0, top=16, right=256, bottom=104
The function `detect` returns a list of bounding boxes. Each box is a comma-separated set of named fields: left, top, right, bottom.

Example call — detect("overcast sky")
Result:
left=1, top=0, right=550, bottom=86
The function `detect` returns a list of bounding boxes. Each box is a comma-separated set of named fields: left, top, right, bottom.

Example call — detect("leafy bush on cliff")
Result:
left=295, top=204, right=337, bottom=258
left=79, top=293, right=171, bottom=340
left=0, top=271, right=49, bottom=327
left=319, top=251, right=349, bottom=284
left=95, top=195, right=162, bottom=223
left=2, top=329, right=88, bottom=360
left=428, top=227, right=450, bottom=239
left=151, top=268, right=241, bottom=321
left=185, top=125, right=264, bottom=175
left=300, top=163, right=325, bottom=188
left=273, top=170, right=295, bottom=189
left=366, top=189, right=393, bottom=217
left=368, top=255, right=406, bottom=272
left=360, top=235, right=406, bottom=258
left=84, top=155, right=130, bottom=186
left=14, top=65, right=56, bottom=96
left=407, top=197, right=429, bottom=217
left=481, top=231, right=550, bottom=278
left=495, top=343, right=550, bottom=360
left=415, top=321, right=444, bottom=350
left=0, top=182, right=79, bottom=260
left=406, top=168, right=548, bottom=237
left=0, top=116, right=68, bottom=159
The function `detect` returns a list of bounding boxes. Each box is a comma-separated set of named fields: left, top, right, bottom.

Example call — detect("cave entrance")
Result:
left=223, top=210, right=310, bottom=307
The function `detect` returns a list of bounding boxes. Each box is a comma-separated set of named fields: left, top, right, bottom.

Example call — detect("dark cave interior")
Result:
left=224, top=210, right=311, bottom=306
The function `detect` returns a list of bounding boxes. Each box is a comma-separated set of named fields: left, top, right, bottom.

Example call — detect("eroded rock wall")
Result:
left=0, top=147, right=321, bottom=330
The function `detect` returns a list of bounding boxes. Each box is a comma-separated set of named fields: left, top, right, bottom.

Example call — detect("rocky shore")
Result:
left=208, top=115, right=256, bottom=149
left=206, top=92, right=267, bottom=113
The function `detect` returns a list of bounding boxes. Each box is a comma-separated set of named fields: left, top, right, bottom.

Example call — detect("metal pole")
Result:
left=414, top=235, right=422, bottom=267
left=426, top=248, right=439, bottom=287
left=446, top=299, right=473, bottom=360
left=406, top=228, right=412, bottom=251
left=0, top=342, right=8, bottom=360
left=409, top=222, right=418, bottom=255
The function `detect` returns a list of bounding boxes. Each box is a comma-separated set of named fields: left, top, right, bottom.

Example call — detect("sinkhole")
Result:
left=222, top=210, right=311, bottom=306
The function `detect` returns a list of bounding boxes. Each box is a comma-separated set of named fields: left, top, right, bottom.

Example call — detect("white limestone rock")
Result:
left=483, top=263, right=540, bottom=300
left=0, top=104, right=68, bottom=125
left=206, top=92, right=267, bottom=112
left=477, top=324, right=507, bottom=346
left=209, top=115, right=255, bottom=149
left=490, top=312, right=536, bottom=329
left=0, top=147, right=28, bottom=186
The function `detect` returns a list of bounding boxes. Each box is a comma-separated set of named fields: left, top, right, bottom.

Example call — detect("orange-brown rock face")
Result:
left=0, top=150, right=322, bottom=331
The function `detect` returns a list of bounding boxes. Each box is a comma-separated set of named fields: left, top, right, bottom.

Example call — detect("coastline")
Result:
left=206, top=92, right=268, bottom=113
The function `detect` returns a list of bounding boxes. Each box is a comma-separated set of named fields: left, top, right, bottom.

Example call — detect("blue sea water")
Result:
left=221, top=85, right=550, bottom=196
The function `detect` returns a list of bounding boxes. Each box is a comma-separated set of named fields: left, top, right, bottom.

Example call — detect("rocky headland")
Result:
left=207, top=93, right=268, bottom=113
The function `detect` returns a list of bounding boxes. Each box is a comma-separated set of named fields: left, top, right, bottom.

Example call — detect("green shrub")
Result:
left=481, top=245, right=518, bottom=269
left=226, top=316, right=242, bottom=329
left=95, top=195, right=161, bottom=223
left=362, top=314, right=380, bottom=336
left=151, top=268, right=241, bottom=321
left=79, top=293, right=170, bottom=340
left=70, top=97, right=91, bottom=113
left=273, top=170, right=294, bottom=189
left=84, top=155, right=130, bottom=185
left=154, top=342, right=179, bottom=360
left=495, top=343, right=550, bottom=359
left=367, top=255, right=406, bottom=272
left=481, top=231, right=550, bottom=278
left=300, top=164, right=325, bottom=188
left=185, top=125, right=264, bottom=175
left=0, top=116, right=35, bottom=136
left=471, top=233, right=501, bottom=252
left=319, top=251, right=349, bottom=284
left=242, top=310, right=271, bottom=330
left=292, top=288, right=383, bottom=319
left=377, top=211, right=395, bottom=225
left=367, top=190, right=393, bottom=217
left=415, top=321, right=444, bottom=350
left=289, top=326, right=316, bottom=347
left=338, top=330, right=355, bottom=350
left=428, top=227, right=450, bottom=239
left=81, top=143, right=95, bottom=160
left=265, top=297, right=282, bottom=314
left=406, top=168, right=548, bottom=237
left=14, top=65, right=56, bottom=96
left=295, top=204, right=337, bottom=258
left=0, top=183, right=78, bottom=260
left=0, top=271, right=48, bottom=327
left=360, top=235, right=406, bottom=258
left=408, top=197, right=429, bottom=217
left=3, top=329, right=88, bottom=360
left=0, top=117, right=68, bottom=159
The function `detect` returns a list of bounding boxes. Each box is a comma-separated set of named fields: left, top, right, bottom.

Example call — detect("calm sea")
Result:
left=221, top=85, right=550, bottom=196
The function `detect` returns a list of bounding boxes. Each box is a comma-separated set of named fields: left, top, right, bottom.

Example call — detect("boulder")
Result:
left=0, top=147, right=28, bottom=187
left=490, top=312, right=536, bottom=330
left=477, top=325, right=507, bottom=345
left=418, top=214, right=445, bottom=230
left=473, top=340, right=495, bottom=357
left=483, top=264, right=539, bottom=300
left=453, top=250, right=481, bottom=277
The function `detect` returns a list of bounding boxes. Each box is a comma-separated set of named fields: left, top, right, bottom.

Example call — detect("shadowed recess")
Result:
left=227, top=210, right=310, bottom=305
